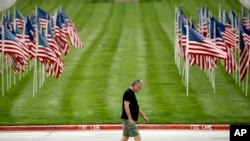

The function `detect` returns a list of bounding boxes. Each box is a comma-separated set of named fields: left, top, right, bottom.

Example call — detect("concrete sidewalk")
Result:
left=0, top=130, right=229, bottom=141
left=0, top=124, right=230, bottom=141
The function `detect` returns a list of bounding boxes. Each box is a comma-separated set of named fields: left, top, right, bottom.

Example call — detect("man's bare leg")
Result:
left=121, top=136, right=129, bottom=141
left=134, top=134, right=141, bottom=141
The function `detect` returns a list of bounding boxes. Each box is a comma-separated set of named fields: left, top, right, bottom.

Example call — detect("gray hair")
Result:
left=131, top=80, right=142, bottom=86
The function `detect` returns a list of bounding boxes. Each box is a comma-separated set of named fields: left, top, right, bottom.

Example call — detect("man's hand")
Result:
left=128, top=118, right=134, bottom=126
left=143, top=115, right=149, bottom=123
left=139, top=109, right=149, bottom=123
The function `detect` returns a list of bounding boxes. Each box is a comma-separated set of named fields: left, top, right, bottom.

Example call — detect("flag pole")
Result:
left=218, top=3, right=221, bottom=22
left=213, top=20, right=216, bottom=94
left=33, top=6, right=38, bottom=97
left=238, top=16, right=241, bottom=87
left=210, top=16, right=216, bottom=94
left=245, top=71, right=248, bottom=96
left=235, top=20, right=239, bottom=85
left=37, top=8, right=41, bottom=90
left=182, top=59, right=186, bottom=86
left=207, top=15, right=215, bottom=94
left=13, top=6, right=16, bottom=85
left=244, top=10, right=249, bottom=97
left=4, top=12, right=10, bottom=93
left=245, top=45, right=249, bottom=96
left=175, top=6, right=183, bottom=78
left=1, top=13, right=5, bottom=96
left=185, top=24, right=189, bottom=96
left=41, top=16, right=48, bottom=88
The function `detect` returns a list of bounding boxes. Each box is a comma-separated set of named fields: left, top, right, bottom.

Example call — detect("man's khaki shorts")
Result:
left=122, top=119, right=139, bottom=137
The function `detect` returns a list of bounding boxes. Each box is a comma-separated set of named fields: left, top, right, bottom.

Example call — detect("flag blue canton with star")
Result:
left=210, top=17, right=224, bottom=40
left=2, top=26, right=18, bottom=43
left=239, top=29, right=245, bottom=51
left=38, top=32, right=49, bottom=48
left=189, top=27, right=204, bottom=42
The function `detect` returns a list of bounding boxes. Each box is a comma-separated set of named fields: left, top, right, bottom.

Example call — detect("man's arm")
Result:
left=139, top=109, right=149, bottom=123
left=124, top=101, right=134, bottom=125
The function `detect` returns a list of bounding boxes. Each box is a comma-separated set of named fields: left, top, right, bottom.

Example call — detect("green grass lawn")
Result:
left=0, top=0, right=249, bottom=125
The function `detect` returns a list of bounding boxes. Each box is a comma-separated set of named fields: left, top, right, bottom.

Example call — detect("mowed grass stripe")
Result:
left=155, top=1, right=176, bottom=43
left=15, top=0, right=62, bottom=15
left=5, top=1, right=90, bottom=125
left=55, top=2, right=93, bottom=123
left=14, top=0, right=32, bottom=14
left=151, top=2, right=195, bottom=123
left=62, top=0, right=86, bottom=24
left=164, top=2, right=249, bottom=123
left=89, top=3, right=127, bottom=123
left=0, top=1, right=250, bottom=125
left=138, top=2, right=225, bottom=124
left=0, top=70, right=35, bottom=124
left=57, top=3, right=115, bottom=124
left=75, top=3, right=126, bottom=124
left=23, top=3, right=112, bottom=124
left=0, top=0, right=54, bottom=123
left=156, top=1, right=250, bottom=123
left=5, top=2, right=93, bottom=125
left=139, top=3, right=189, bottom=123
left=177, top=1, right=250, bottom=123
left=58, top=3, right=127, bottom=124
left=104, top=3, right=150, bottom=123
left=194, top=65, right=250, bottom=123
left=39, top=3, right=107, bottom=124
left=15, top=0, right=42, bottom=15
left=70, top=3, right=95, bottom=32
left=126, top=4, right=150, bottom=116
left=39, top=0, right=61, bottom=12
left=150, top=2, right=209, bottom=123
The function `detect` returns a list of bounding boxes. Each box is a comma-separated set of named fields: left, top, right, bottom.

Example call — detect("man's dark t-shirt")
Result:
left=121, top=88, right=139, bottom=121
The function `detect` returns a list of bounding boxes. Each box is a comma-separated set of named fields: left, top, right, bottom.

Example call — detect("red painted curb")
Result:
left=0, top=124, right=229, bottom=131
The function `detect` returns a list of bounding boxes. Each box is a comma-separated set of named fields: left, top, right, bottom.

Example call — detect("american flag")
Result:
left=15, top=9, right=26, bottom=30
left=241, top=10, right=248, bottom=29
left=241, top=24, right=250, bottom=47
left=178, top=14, right=187, bottom=59
left=239, top=26, right=250, bottom=81
left=189, top=24, right=217, bottom=71
left=46, top=21, right=64, bottom=78
left=188, top=27, right=227, bottom=60
left=36, top=31, right=62, bottom=78
left=47, top=21, right=61, bottom=58
left=14, top=25, right=30, bottom=61
left=0, top=25, right=28, bottom=73
left=210, top=17, right=226, bottom=51
left=221, top=12, right=238, bottom=49
left=37, top=7, right=48, bottom=29
left=210, top=17, right=237, bottom=74
left=60, top=9, right=83, bottom=48
left=176, top=9, right=216, bottom=71
left=3, top=14, right=14, bottom=33
left=25, top=17, right=35, bottom=42
left=188, top=54, right=217, bottom=71
left=29, top=12, right=37, bottom=27
left=53, top=11, right=69, bottom=56
left=3, top=13, right=29, bottom=61
left=197, top=6, right=209, bottom=38
left=24, top=17, right=36, bottom=58
left=10, top=25, right=27, bottom=73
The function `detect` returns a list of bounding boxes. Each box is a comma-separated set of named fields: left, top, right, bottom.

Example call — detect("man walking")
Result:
left=120, top=80, right=149, bottom=141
